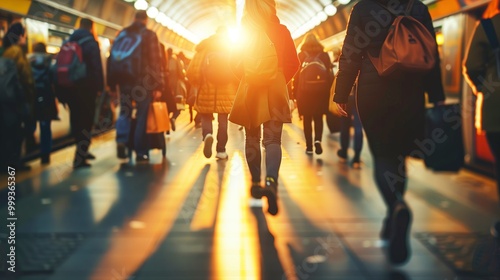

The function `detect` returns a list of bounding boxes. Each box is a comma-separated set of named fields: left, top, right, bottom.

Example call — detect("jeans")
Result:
left=201, top=113, right=228, bottom=153
left=116, top=84, right=152, bottom=156
left=244, top=120, right=283, bottom=183
left=340, top=95, right=363, bottom=158
left=39, top=120, right=52, bottom=155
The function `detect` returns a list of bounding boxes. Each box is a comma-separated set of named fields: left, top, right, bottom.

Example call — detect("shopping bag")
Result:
left=328, top=76, right=342, bottom=117
left=146, top=102, right=170, bottom=133
left=423, top=104, right=464, bottom=172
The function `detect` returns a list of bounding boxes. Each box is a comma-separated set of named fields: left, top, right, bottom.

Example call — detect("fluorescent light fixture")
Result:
left=338, top=0, right=351, bottom=4
left=134, top=0, right=148, bottom=10
left=317, top=11, right=328, bottom=22
left=324, top=4, right=337, bottom=16
left=147, top=6, right=159, bottom=18
left=156, top=12, right=167, bottom=23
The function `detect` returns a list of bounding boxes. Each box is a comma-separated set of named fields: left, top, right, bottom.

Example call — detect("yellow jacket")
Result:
left=186, top=34, right=238, bottom=114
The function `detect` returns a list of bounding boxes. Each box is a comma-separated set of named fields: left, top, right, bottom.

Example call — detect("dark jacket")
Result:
left=29, top=53, right=58, bottom=121
left=294, top=50, right=333, bottom=115
left=69, top=29, right=104, bottom=94
left=333, top=0, right=445, bottom=156
left=108, top=22, right=164, bottom=92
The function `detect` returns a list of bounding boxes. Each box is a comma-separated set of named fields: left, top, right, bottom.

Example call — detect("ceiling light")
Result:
left=324, top=4, right=337, bottom=16
left=134, top=0, right=148, bottom=10
left=317, top=11, right=328, bottom=22
left=338, top=0, right=351, bottom=4
left=146, top=6, right=159, bottom=18
left=156, top=12, right=167, bottom=23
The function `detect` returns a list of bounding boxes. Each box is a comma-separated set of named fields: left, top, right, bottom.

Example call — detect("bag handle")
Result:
left=481, top=18, right=500, bottom=79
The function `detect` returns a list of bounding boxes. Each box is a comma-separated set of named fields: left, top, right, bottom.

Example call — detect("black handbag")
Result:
left=423, top=104, right=464, bottom=172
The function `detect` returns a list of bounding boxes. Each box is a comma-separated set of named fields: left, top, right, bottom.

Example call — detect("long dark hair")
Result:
left=2, top=22, right=25, bottom=49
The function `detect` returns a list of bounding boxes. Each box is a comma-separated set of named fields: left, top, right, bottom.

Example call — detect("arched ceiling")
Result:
left=147, top=0, right=348, bottom=43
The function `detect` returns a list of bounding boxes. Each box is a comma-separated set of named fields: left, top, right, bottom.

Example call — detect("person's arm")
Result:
left=421, top=5, right=445, bottom=103
left=146, top=31, right=164, bottom=98
left=333, top=4, right=363, bottom=105
left=88, top=40, right=104, bottom=92
left=281, top=28, right=300, bottom=83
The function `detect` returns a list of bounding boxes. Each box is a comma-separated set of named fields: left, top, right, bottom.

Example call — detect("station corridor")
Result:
left=1, top=112, right=499, bottom=280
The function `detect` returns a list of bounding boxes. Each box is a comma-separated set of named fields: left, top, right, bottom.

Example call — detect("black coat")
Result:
left=68, top=29, right=104, bottom=94
left=294, top=50, right=333, bottom=116
left=333, top=0, right=445, bottom=156
left=29, top=53, right=58, bottom=121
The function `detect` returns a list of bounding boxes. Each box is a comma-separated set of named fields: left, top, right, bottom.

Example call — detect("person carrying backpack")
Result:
left=333, top=0, right=445, bottom=264
left=463, top=0, right=500, bottom=239
left=186, top=26, right=238, bottom=160
left=0, top=22, right=34, bottom=171
left=108, top=10, right=164, bottom=162
left=228, top=0, right=300, bottom=215
left=56, top=18, right=104, bottom=168
left=293, top=32, right=333, bottom=155
left=29, top=42, right=59, bottom=164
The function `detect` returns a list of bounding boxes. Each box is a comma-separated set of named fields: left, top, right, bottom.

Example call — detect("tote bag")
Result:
left=147, top=102, right=170, bottom=133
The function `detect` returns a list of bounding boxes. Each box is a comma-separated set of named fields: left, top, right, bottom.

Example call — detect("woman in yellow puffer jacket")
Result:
left=186, top=27, right=238, bottom=159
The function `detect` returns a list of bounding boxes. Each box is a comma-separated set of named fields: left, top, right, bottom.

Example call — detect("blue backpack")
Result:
left=109, top=28, right=145, bottom=80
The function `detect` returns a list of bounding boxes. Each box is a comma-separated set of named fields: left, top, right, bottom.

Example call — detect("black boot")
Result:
left=263, top=177, right=278, bottom=215
left=388, top=201, right=412, bottom=265
left=250, top=182, right=263, bottom=199
left=41, top=154, right=50, bottom=165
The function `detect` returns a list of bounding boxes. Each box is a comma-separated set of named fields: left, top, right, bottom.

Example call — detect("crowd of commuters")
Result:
left=0, top=0, right=498, bottom=267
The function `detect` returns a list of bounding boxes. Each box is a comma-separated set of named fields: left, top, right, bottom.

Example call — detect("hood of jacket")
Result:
left=69, top=28, right=94, bottom=42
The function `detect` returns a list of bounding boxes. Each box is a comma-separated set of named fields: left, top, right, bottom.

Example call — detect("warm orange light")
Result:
left=475, top=92, right=483, bottom=132
left=212, top=153, right=260, bottom=279
left=436, top=32, right=444, bottom=46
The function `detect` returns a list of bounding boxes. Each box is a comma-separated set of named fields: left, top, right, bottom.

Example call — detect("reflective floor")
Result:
left=0, top=112, right=499, bottom=280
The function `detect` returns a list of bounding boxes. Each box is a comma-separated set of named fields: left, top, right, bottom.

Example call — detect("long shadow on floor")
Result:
left=131, top=162, right=220, bottom=279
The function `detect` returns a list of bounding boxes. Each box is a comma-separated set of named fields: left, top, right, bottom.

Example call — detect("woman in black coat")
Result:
left=333, top=0, right=445, bottom=264
left=293, top=33, right=333, bottom=155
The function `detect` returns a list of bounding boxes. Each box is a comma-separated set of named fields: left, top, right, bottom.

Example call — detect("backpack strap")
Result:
left=404, top=0, right=415, bottom=16
left=481, top=18, right=500, bottom=78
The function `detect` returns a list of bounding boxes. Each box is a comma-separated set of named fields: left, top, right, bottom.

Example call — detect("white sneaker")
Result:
left=203, top=134, right=213, bottom=158
left=215, top=152, right=228, bottom=160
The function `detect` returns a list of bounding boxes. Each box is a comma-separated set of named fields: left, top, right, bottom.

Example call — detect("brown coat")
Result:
left=186, top=34, right=238, bottom=114
left=228, top=18, right=300, bottom=129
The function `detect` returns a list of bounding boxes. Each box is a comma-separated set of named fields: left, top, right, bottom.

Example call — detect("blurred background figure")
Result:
left=337, top=82, right=363, bottom=168
left=186, top=25, right=238, bottom=160
left=0, top=22, right=34, bottom=171
left=293, top=32, right=333, bottom=155
left=166, top=47, right=186, bottom=131
left=29, top=42, right=58, bottom=164
left=463, top=0, right=500, bottom=238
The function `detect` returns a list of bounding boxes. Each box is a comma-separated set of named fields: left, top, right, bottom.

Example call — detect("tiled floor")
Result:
left=0, top=112, right=499, bottom=280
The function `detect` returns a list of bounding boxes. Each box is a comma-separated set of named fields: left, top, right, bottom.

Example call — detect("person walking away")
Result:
left=333, top=0, right=445, bottom=264
left=166, top=47, right=185, bottom=131
left=29, top=42, right=58, bottom=164
left=229, top=0, right=300, bottom=215
left=0, top=22, right=35, bottom=171
left=108, top=10, right=164, bottom=162
left=186, top=26, right=238, bottom=160
left=463, top=0, right=500, bottom=238
left=337, top=82, right=364, bottom=168
left=293, top=32, right=333, bottom=155
left=56, top=18, right=104, bottom=168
